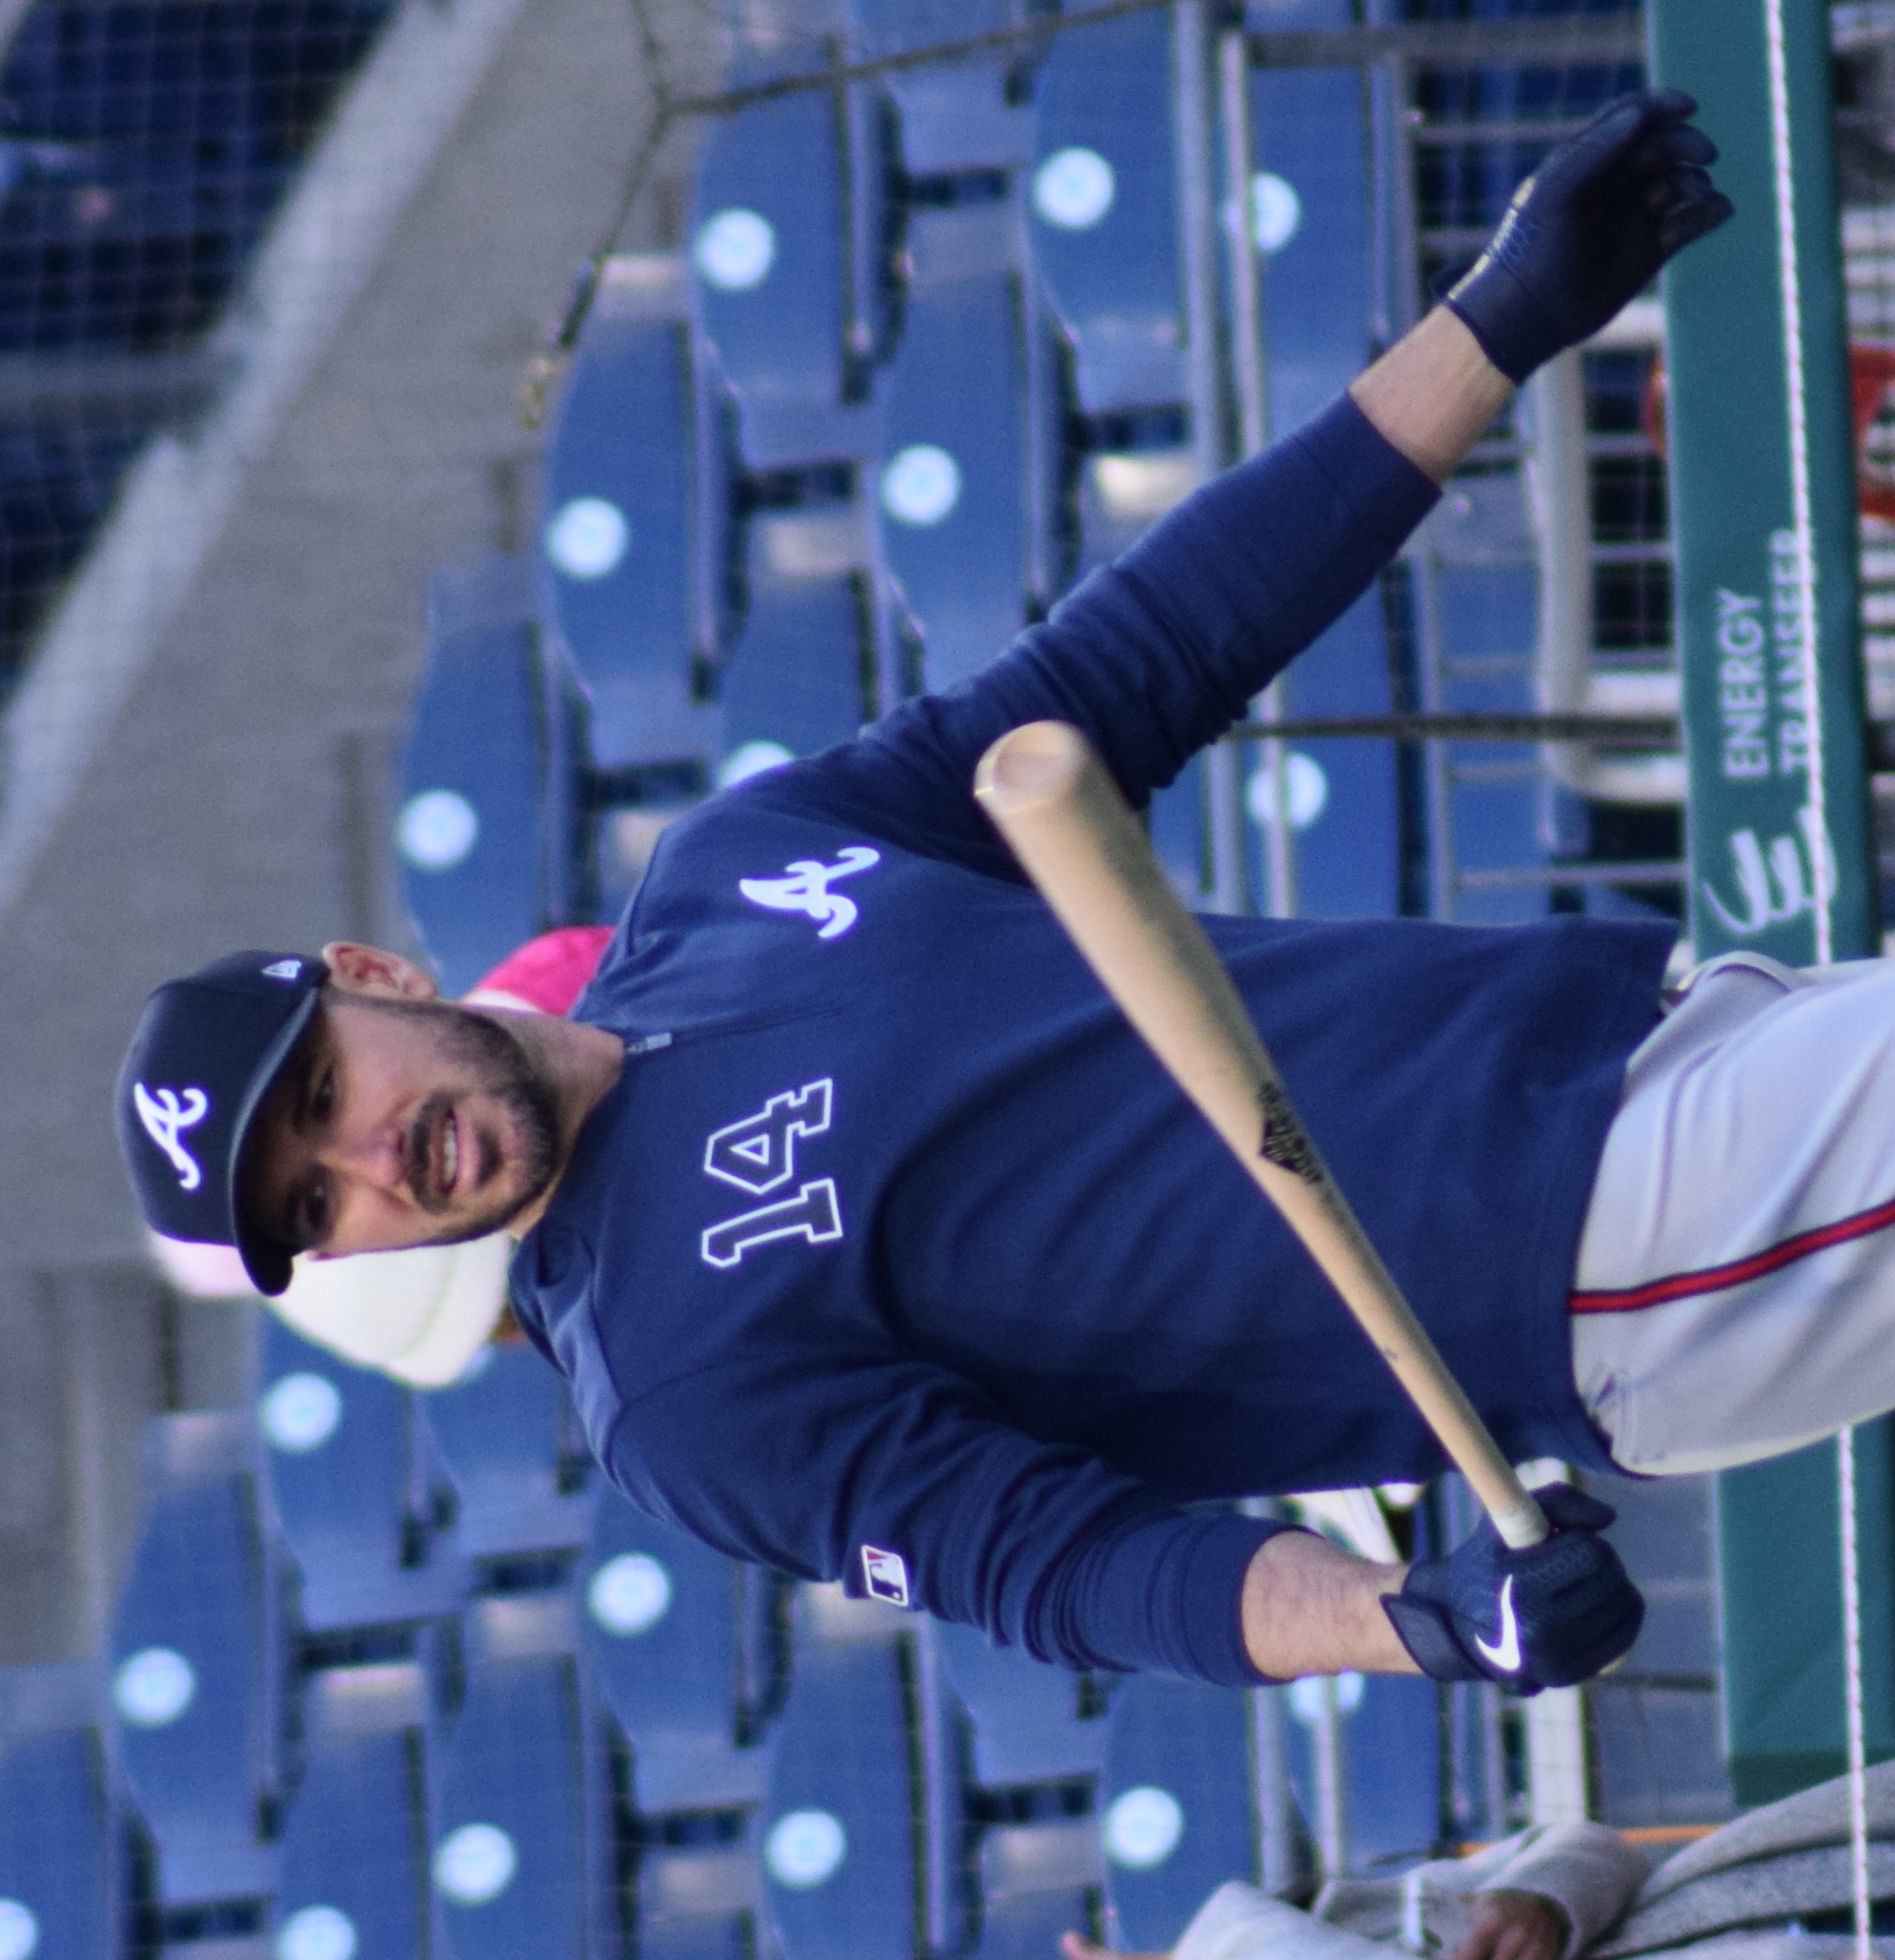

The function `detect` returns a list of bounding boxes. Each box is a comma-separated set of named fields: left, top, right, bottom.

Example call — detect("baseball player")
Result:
left=115, top=93, right=1738, bottom=1693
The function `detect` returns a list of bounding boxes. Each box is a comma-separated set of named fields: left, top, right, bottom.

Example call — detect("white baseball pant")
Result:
left=1571, top=950, right=1895, bottom=1476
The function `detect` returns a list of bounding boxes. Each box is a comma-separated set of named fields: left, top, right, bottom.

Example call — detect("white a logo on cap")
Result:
left=134, top=1084, right=210, bottom=1191
left=261, top=959, right=301, bottom=981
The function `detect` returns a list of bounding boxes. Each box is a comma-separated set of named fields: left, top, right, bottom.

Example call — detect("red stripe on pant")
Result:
left=1569, top=1192, right=1895, bottom=1314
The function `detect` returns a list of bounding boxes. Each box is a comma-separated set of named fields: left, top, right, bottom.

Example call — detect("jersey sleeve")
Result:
left=749, top=392, right=1438, bottom=881
left=604, top=1349, right=1292, bottom=1685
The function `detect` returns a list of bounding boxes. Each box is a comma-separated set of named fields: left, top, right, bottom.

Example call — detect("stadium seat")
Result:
left=397, top=556, right=563, bottom=999
left=719, top=566, right=871, bottom=768
left=0, top=1663, right=119, bottom=1960
left=433, top=1595, right=598, bottom=1960
left=632, top=1820, right=764, bottom=1960
left=581, top=1489, right=772, bottom=1812
left=259, top=1319, right=464, bottom=1631
left=762, top=1623, right=917, bottom=1960
left=541, top=257, right=731, bottom=773
left=1027, top=8, right=1183, bottom=415
left=1235, top=55, right=1400, bottom=919
left=1100, top=1676, right=1259, bottom=1951
left=928, top=1619, right=1106, bottom=1788
left=272, top=1665, right=433, bottom=1960
left=974, top=1824, right=1099, bottom=1960
left=418, top=1345, right=594, bottom=1562
left=849, top=0, right=1032, bottom=176
left=1345, top=1677, right=1440, bottom=1872
left=691, top=75, right=892, bottom=466
left=876, top=204, right=1038, bottom=691
left=108, top=1413, right=283, bottom=1905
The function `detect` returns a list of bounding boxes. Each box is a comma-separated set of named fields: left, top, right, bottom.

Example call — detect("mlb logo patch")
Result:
left=860, top=1545, right=911, bottom=1607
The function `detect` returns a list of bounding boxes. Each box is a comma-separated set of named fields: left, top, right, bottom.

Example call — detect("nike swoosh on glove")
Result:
left=1381, top=1483, right=1644, bottom=1693
left=1445, top=87, right=1734, bottom=383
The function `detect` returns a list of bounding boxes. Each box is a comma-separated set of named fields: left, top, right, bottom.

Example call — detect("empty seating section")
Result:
left=260, top=1319, right=464, bottom=1631
left=721, top=568, right=871, bottom=763
left=877, top=206, right=1035, bottom=691
left=694, top=89, right=860, bottom=469
left=1101, top=1676, right=1260, bottom=1951
left=108, top=1414, right=281, bottom=1905
left=929, top=1617, right=1103, bottom=1788
left=543, top=294, right=724, bottom=772
left=583, top=1492, right=769, bottom=1812
left=0, top=1696, right=117, bottom=1960
left=418, top=1345, right=594, bottom=1561
left=763, top=1630, right=917, bottom=1960
left=1029, top=10, right=1181, bottom=418
left=433, top=1597, right=595, bottom=1960
left=272, top=1708, right=431, bottom=1960
left=397, top=557, right=555, bottom=998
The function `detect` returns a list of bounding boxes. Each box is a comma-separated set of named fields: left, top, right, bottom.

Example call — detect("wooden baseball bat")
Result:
left=975, top=720, right=1548, bottom=1551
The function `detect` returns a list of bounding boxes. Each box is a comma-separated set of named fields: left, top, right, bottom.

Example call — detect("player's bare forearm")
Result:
left=1349, top=307, right=1516, bottom=486
left=1241, top=1529, right=1421, bottom=1679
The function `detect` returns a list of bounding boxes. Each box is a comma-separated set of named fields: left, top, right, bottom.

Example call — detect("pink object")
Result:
left=468, top=925, right=614, bottom=1017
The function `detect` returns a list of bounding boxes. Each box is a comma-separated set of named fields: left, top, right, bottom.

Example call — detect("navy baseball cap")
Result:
left=114, top=951, right=326, bottom=1297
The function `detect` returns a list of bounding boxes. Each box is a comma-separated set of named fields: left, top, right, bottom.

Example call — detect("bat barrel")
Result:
left=977, top=721, right=1549, bottom=1553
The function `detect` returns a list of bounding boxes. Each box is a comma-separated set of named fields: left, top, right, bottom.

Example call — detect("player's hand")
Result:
left=1444, top=88, right=1732, bottom=381
left=1059, top=1933, right=1166, bottom=1960
left=1381, top=1483, right=1643, bottom=1691
left=1450, top=1891, right=1571, bottom=1960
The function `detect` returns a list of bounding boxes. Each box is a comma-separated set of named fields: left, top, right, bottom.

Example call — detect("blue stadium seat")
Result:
left=876, top=205, right=1037, bottom=691
left=1345, top=1677, right=1440, bottom=1871
left=632, top=1822, right=764, bottom=1960
left=720, top=568, right=870, bottom=768
left=432, top=1596, right=598, bottom=1960
left=260, top=1320, right=463, bottom=1630
left=418, top=1345, right=594, bottom=1561
left=0, top=1664, right=118, bottom=1960
left=108, top=1413, right=282, bottom=1904
left=273, top=1666, right=433, bottom=1960
left=929, top=1619, right=1105, bottom=1788
left=1100, top=1676, right=1258, bottom=1951
left=1237, top=56, right=1401, bottom=920
left=850, top=0, right=1032, bottom=176
left=1028, top=9, right=1183, bottom=414
left=581, top=1489, right=771, bottom=1812
left=396, top=556, right=561, bottom=998
left=691, top=77, right=890, bottom=465
left=974, top=1835, right=1098, bottom=1960
left=762, top=1626, right=917, bottom=1960
left=542, top=266, right=730, bottom=772
left=1282, top=1670, right=1441, bottom=1875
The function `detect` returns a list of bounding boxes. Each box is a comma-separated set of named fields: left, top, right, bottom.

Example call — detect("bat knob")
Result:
left=975, top=721, right=1090, bottom=816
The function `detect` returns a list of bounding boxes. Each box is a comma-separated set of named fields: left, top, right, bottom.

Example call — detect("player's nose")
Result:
left=313, top=1117, right=410, bottom=1199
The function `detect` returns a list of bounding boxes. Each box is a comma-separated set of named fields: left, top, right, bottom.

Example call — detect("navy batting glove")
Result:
left=1381, top=1484, right=1644, bottom=1693
left=1445, top=88, right=1734, bottom=383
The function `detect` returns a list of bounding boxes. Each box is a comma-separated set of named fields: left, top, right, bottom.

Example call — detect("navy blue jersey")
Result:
left=511, top=395, right=1673, bottom=1684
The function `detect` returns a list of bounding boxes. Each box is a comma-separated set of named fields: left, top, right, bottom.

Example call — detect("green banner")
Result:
left=1651, top=0, right=1885, bottom=1808
left=1652, top=0, right=1876, bottom=966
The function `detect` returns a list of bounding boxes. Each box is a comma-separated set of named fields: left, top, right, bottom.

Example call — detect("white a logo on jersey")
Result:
left=134, top=1084, right=210, bottom=1191
left=738, top=846, right=880, bottom=940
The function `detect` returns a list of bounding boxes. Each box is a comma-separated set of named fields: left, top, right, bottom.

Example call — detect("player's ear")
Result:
left=320, top=941, right=440, bottom=1002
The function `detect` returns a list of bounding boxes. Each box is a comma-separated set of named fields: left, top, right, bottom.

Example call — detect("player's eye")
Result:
left=300, top=1172, right=333, bottom=1248
left=311, top=1065, right=335, bottom=1124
